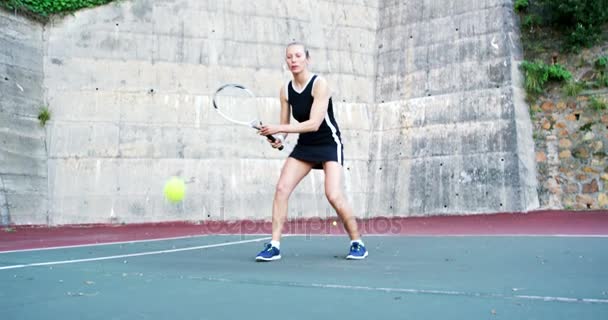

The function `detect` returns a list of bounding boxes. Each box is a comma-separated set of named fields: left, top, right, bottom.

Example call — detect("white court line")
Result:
left=191, top=276, right=608, bottom=305
left=0, top=234, right=284, bottom=254
left=307, top=283, right=608, bottom=305
left=0, top=237, right=270, bottom=270
left=0, top=234, right=211, bottom=254
left=283, top=234, right=608, bottom=238
left=514, top=294, right=608, bottom=304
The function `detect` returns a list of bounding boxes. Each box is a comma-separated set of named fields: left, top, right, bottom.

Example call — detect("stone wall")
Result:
left=533, top=96, right=608, bottom=209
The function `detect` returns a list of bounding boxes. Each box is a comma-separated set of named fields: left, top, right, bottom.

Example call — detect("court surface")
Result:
left=1, top=212, right=608, bottom=320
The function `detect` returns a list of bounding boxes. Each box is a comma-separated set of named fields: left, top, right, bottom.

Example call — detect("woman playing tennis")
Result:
left=255, top=42, right=368, bottom=261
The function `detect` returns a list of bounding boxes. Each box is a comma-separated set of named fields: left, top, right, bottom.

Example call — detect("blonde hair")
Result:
left=286, top=41, right=310, bottom=59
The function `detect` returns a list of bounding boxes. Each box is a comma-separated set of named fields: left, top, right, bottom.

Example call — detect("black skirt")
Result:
left=289, top=142, right=344, bottom=170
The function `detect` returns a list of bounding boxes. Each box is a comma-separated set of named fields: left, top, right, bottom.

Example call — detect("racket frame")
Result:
left=211, top=84, right=284, bottom=150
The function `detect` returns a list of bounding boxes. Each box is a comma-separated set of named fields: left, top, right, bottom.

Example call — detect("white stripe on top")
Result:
left=324, top=113, right=342, bottom=164
left=310, top=76, right=342, bottom=164
left=285, top=81, right=290, bottom=101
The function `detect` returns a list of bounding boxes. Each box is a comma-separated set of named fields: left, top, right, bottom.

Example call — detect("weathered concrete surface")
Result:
left=42, top=0, right=378, bottom=224
left=369, top=0, right=538, bottom=216
left=1, top=0, right=539, bottom=225
left=0, top=9, right=48, bottom=225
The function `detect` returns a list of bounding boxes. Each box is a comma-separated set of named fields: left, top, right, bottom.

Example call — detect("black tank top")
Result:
left=287, top=75, right=342, bottom=146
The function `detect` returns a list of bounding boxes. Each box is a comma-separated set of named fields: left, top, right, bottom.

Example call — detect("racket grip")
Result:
left=255, top=121, right=284, bottom=151
left=266, top=135, right=284, bottom=151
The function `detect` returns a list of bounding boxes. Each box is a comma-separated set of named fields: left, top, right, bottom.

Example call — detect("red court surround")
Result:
left=1, top=210, right=607, bottom=252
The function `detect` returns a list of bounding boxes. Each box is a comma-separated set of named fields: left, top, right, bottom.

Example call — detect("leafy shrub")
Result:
left=520, top=61, right=572, bottom=96
left=537, top=0, right=608, bottom=51
left=515, top=0, right=529, bottom=12
left=1, top=0, right=115, bottom=18
left=596, top=56, right=608, bottom=69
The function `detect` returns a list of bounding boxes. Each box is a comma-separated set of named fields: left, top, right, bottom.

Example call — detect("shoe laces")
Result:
left=350, top=243, right=361, bottom=252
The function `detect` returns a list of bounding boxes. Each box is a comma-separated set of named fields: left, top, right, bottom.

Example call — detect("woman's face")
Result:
left=285, top=45, right=308, bottom=74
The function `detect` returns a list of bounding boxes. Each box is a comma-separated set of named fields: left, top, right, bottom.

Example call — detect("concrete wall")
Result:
left=0, top=9, right=48, bottom=225
left=369, top=0, right=538, bottom=216
left=43, top=0, right=378, bottom=224
left=1, top=0, right=539, bottom=225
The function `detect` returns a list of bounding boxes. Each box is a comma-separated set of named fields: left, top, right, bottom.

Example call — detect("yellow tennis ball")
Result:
left=164, top=177, right=185, bottom=203
left=332, top=221, right=337, bottom=226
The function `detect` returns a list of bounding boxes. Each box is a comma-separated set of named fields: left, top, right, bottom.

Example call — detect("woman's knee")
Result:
left=325, top=190, right=343, bottom=206
left=275, top=182, right=293, bottom=199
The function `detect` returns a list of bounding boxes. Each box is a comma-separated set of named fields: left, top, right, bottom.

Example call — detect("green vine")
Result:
left=1, top=0, right=116, bottom=20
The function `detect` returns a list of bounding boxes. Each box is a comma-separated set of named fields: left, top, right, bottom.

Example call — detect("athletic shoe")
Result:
left=255, top=243, right=281, bottom=261
left=346, top=242, right=368, bottom=260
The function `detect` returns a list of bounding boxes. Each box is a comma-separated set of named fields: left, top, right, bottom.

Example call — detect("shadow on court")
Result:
left=1, top=235, right=607, bottom=319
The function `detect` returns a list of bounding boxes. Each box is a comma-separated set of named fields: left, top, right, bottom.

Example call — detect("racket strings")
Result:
left=213, top=86, right=261, bottom=126
left=211, top=84, right=285, bottom=151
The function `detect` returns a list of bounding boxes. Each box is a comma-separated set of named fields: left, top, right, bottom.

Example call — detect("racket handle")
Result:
left=266, top=135, right=284, bottom=151
left=254, top=121, right=284, bottom=151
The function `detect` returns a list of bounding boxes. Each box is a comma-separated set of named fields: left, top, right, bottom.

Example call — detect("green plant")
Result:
left=522, top=14, right=542, bottom=30
left=594, top=56, right=608, bottom=87
left=515, top=0, right=529, bottom=12
left=1, top=0, right=115, bottom=19
left=519, top=0, right=608, bottom=52
left=598, top=72, right=608, bottom=87
left=521, top=61, right=548, bottom=95
left=548, top=64, right=573, bottom=81
left=596, top=56, right=608, bottom=69
left=589, top=97, right=607, bottom=111
left=520, top=61, right=573, bottom=97
left=539, top=0, right=608, bottom=51
left=567, top=23, right=600, bottom=52
left=563, top=81, right=584, bottom=97
left=37, top=106, right=50, bottom=126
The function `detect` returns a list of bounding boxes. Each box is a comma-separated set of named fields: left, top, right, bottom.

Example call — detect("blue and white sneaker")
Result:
left=346, top=242, right=368, bottom=260
left=255, top=243, right=281, bottom=262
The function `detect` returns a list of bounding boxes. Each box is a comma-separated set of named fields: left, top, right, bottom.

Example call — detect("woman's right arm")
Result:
left=278, top=85, right=291, bottom=141
left=262, top=85, right=291, bottom=148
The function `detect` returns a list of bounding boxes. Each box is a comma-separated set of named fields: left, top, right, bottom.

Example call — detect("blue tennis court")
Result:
left=2, top=233, right=607, bottom=319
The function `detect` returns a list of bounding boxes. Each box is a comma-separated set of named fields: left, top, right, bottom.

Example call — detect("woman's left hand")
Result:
left=259, top=124, right=282, bottom=136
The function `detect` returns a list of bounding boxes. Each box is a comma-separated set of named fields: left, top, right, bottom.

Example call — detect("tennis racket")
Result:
left=212, top=84, right=283, bottom=151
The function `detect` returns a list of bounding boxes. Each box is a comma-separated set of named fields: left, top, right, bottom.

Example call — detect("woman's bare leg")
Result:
left=322, top=161, right=361, bottom=240
left=272, top=157, right=314, bottom=241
